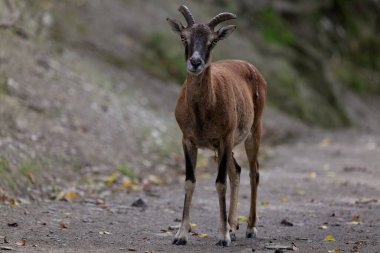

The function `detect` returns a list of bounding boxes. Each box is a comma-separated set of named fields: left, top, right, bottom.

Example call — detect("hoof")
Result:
left=246, top=227, right=258, bottom=239
left=230, top=232, right=237, bottom=241
left=216, top=239, right=231, bottom=247
left=172, top=238, right=187, bottom=245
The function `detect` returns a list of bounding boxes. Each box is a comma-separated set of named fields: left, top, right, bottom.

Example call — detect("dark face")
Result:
left=167, top=19, right=236, bottom=76
left=181, top=24, right=216, bottom=75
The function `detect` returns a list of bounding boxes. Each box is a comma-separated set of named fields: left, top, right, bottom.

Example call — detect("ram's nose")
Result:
left=190, top=57, right=202, bottom=68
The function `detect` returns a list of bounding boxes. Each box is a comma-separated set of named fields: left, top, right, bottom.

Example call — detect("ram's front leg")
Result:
left=215, top=136, right=233, bottom=246
left=173, top=138, right=197, bottom=245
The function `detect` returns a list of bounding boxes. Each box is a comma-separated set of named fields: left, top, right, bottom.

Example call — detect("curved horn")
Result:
left=208, top=12, right=237, bottom=29
left=178, top=5, right=195, bottom=27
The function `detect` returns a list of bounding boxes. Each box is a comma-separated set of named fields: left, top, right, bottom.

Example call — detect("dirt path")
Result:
left=1, top=130, right=379, bottom=253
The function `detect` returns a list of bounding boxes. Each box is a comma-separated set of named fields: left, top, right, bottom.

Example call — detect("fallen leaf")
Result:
left=346, top=221, right=360, bottom=225
left=238, top=215, right=248, bottom=222
left=328, top=249, right=341, bottom=253
left=292, top=189, right=305, bottom=196
left=59, top=220, right=68, bottom=229
left=190, top=223, right=197, bottom=229
left=324, top=235, right=336, bottom=241
left=27, top=172, right=36, bottom=184
left=351, top=213, right=360, bottom=222
left=8, top=222, right=18, bottom=227
left=148, top=175, right=165, bottom=185
left=122, top=178, right=133, bottom=188
left=319, top=137, right=330, bottom=148
left=104, top=172, right=119, bottom=185
left=64, top=191, right=77, bottom=199
left=308, top=171, right=317, bottom=179
left=319, top=225, right=328, bottom=230
left=8, top=199, right=18, bottom=206
left=280, top=195, right=289, bottom=202
left=96, top=199, right=105, bottom=206
left=197, top=233, right=208, bottom=238
left=15, top=239, right=26, bottom=246
left=99, top=231, right=111, bottom=235
left=260, top=201, right=269, bottom=206
left=127, top=248, right=137, bottom=251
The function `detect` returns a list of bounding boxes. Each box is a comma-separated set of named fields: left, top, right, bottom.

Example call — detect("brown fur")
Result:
left=175, top=60, right=266, bottom=150
left=168, top=5, right=266, bottom=246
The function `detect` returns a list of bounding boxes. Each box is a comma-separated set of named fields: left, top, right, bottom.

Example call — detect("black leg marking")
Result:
left=256, top=160, right=260, bottom=185
left=233, top=156, right=241, bottom=174
left=216, top=151, right=227, bottom=184
left=184, top=146, right=196, bottom=183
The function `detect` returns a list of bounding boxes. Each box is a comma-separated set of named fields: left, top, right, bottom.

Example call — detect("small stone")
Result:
left=131, top=198, right=147, bottom=209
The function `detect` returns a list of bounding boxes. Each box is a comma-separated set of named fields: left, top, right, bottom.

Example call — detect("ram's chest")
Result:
left=176, top=102, right=233, bottom=149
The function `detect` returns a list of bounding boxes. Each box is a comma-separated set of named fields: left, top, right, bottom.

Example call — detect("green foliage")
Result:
left=0, top=158, right=9, bottom=173
left=141, top=32, right=186, bottom=84
left=117, top=164, right=134, bottom=179
left=19, top=158, right=39, bottom=176
left=0, top=72, right=7, bottom=96
left=258, top=7, right=295, bottom=46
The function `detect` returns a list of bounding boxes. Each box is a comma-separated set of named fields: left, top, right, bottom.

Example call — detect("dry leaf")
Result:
left=351, top=213, right=360, bottom=222
left=190, top=223, right=197, bottom=229
left=328, top=249, right=341, bottom=253
left=122, top=178, right=133, bottom=188
left=64, top=192, right=77, bottom=199
left=280, top=195, right=289, bottom=202
left=292, top=189, right=305, bottom=196
left=15, top=239, right=26, bottom=246
left=104, top=172, right=119, bottom=185
left=260, top=201, right=269, bottom=206
left=59, top=220, right=68, bottom=229
left=324, top=235, right=336, bottom=241
left=197, top=233, right=208, bottom=238
left=319, top=225, right=328, bottom=230
left=127, top=248, right=137, bottom=252
left=99, top=231, right=111, bottom=235
left=319, top=137, right=330, bottom=147
left=308, top=172, right=317, bottom=179
left=8, top=199, right=18, bottom=206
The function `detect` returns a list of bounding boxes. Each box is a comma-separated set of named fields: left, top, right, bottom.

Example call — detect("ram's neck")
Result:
left=185, top=66, right=214, bottom=106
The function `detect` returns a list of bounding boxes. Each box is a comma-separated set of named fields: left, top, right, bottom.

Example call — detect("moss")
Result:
left=19, top=158, right=40, bottom=177
left=258, top=7, right=295, bottom=46
left=0, top=72, right=8, bottom=96
left=99, top=50, right=129, bottom=69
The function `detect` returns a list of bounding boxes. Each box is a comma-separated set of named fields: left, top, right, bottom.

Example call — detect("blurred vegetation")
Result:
left=6, top=0, right=378, bottom=127
left=141, top=32, right=186, bottom=83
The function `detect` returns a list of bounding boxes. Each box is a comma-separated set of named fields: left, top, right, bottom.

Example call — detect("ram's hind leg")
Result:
left=227, top=154, right=241, bottom=241
left=244, top=127, right=261, bottom=239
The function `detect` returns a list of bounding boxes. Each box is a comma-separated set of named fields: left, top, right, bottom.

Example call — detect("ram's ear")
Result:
left=166, top=18, right=184, bottom=34
left=217, top=25, right=236, bottom=40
